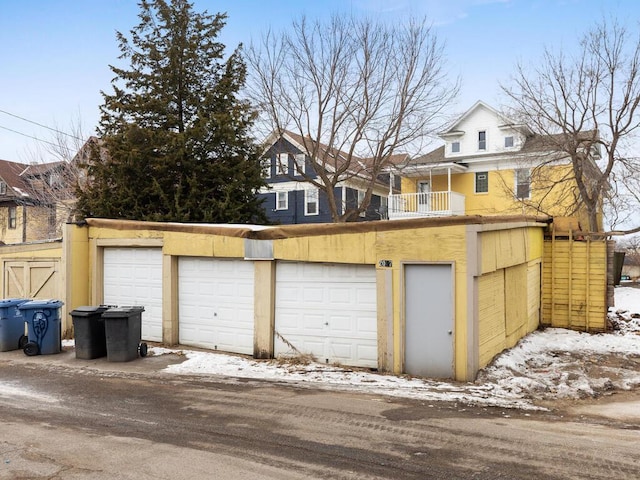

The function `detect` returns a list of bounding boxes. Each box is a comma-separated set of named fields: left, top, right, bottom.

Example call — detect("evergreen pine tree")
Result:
left=76, top=0, right=267, bottom=223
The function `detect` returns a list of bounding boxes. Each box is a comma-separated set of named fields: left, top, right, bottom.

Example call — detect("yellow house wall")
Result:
left=0, top=206, right=24, bottom=244
left=406, top=163, right=597, bottom=225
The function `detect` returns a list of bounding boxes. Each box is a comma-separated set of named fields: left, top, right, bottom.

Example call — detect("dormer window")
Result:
left=277, top=153, right=288, bottom=175
left=504, top=136, right=514, bottom=148
left=478, top=131, right=487, bottom=151
left=294, top=153, right=305, bottom=174
left=451, top=141, right=460, bottom=153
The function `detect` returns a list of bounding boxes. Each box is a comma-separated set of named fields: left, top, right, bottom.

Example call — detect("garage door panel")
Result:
left=178, top=257, right=254, bottom=355
left=275, top=262, right=377, bottom=368
left=104, top=248, right=163, bottom=343
left=302, top=314, right=325, bottom=331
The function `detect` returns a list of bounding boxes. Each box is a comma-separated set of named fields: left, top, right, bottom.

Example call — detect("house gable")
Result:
left=440, top=101, right=530, bottom=159
left=259, top=130, right=396, bottom=224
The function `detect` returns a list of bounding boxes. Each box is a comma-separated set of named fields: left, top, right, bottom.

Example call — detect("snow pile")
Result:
left=477, top=328, right=640, bottom=400
left=608, top=286, right=640, bottom=333
left=153, top=286, right=640, bottom=410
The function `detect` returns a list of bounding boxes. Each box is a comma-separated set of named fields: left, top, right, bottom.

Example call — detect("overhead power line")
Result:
left=0, top=108, right=84, bottom=141
left=0, top=124, right=63, bottom=148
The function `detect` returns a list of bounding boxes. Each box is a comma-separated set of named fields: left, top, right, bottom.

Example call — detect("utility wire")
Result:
left=0, top=124, right=62, bottom=148
left=0, top=108, right=84, bottom=141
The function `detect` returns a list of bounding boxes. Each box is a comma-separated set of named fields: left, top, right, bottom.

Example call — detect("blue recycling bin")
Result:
left=18, top=300, right=64, bottom=356
left=0, top=298, right=30, bottom=351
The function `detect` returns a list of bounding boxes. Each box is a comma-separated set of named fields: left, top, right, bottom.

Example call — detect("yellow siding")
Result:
left=164, top=232, right=214, bottom=256
left=275, top=232, right=377, bottom=264
left=401, top=176, right=417, bottom=194
left=480, top=229, right=529, bottom=274
left=542, top=237, right=607, bottom=331
left=478, top=270, right=506, bottom=368
left=374, top=225, right=469, bottom=379
left=527, top=261, right=542, bottom=333
left=405, top=163, right=598, bottom=227
left=163, top=232, right=245, bottom=258
left=477, top=227, right=544, bottom=369
left=504, top=264, right=528, bottom=348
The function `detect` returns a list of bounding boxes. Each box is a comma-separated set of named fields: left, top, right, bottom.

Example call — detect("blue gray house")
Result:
left=258, top=130, right=404, bottom=224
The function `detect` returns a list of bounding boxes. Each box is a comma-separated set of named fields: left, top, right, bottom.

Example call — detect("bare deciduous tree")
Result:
left=502, top=18, right=640, bottom=233
left=19, top=120, right=86, bottom=239
left=247, top=15, right=458, bottom=222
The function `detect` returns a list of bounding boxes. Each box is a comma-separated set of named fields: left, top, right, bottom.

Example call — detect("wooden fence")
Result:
left=542, top=231, right=608, bottom=332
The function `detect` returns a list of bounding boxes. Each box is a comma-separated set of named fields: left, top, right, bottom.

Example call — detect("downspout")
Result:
left=21, top=204, right=27, bottom=243
left=448, top=167, right=452, bottom=212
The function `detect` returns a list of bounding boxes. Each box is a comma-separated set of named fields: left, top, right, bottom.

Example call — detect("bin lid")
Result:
left=18, top=299, right=64, bottom=310
left=0, top=298, right=30, bottom=308
left=69, top=305, right=108, bottom=316
left=102, top=306, right=145, bottom=317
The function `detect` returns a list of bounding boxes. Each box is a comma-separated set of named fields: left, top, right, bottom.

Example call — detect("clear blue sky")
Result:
left=0, top=0, right=635, bottom=162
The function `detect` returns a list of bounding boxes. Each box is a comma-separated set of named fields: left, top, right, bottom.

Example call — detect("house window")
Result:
left=48, top=207, right=57, bottom=230
left=294, top=153, right=305, bottom=174
left=379, top=195, right=388, bottom=219
left=451, top=141, right=460, bottom=153
left=48, top=172, right=61, bottom=187
left=504, top=136, right=514, bottom=148
left=276, top=191, right=288, bottom=210
left=516, top=168, right=531, bottom=199
left=8, top=206, right=16, bottom=229
left=277, top=153, right=288, bottom=175
left=305, top=188, right=319, bottom=215
left=478, top=131, right=487, bottom=151
left=357, top=190, right=366, bottom=217
left=475, top=172, right=488, bottom=193
left=0, top=182, right=6, bottom=195
left=261, top=158, right=271, bottom=178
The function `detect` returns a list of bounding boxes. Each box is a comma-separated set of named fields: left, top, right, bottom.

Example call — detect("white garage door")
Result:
left=275, top=262, right=377, bottom=368
left=178, top=257, right=254, bottom=355
left=103, top=247, right=163, bottom=342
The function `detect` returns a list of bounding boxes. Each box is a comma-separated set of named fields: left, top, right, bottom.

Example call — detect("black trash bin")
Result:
left=102, top=306, right=147, bottom=362
left=70, top=306, right=109, bottom=359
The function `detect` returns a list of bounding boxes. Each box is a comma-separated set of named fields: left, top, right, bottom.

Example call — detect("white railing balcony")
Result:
left=388, top=191, right=465, bottom=219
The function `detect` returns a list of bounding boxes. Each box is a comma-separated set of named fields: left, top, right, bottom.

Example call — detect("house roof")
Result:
left=0, top=160, right=31, bottom=198
left=0, top=158, right=73, bottom=201
left=439, top=100, right=532, bottom=138
left=86, top=214, right=552, bottom=240
left=264, top=129, right=408, bottom=190
left=411, top=130, right=601, bottom=167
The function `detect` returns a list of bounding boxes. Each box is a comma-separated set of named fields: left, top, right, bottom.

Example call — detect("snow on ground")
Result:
left=151, top=287, right=640, bottom=411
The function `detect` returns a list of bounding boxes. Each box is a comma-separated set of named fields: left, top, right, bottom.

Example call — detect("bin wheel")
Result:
left=23, top=341, right=40, bottom=357
left=139, top=342, right=148, bottom=358
left=18, top=335, right=28, bottom=350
